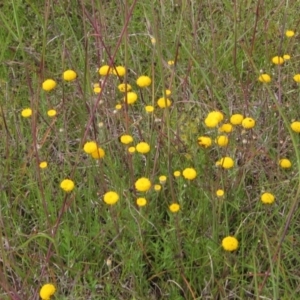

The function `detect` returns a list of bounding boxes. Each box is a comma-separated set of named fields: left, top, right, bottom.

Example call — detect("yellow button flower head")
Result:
left=47, top=109, right=57, bottom=117
left=136, top=142, right=150, bottom=154
left=145, top=105, right=154, bottom=113
left=208, top=111, right=224, bottom=122
left=169, top=203, right=180, bottom=213
left=113, top=66, right=126, bottom=77
left=63, top=69, right=77, bottom=81
left=242, top=117, right=255, bottom=129
left=272, top=56, right=284, bottom=65
left=136, top=197, right=147, bottom=207
left=204, top=116, right=219, bottom=128
left=39, top=161, right=48, bottom=169
left=216, top=135, right=229, bottom=147
left=115, top=104, right=122, bottom=110
left=279, top=158, right=292, bottom=169
left=219, top=123, right=233, bottom=133
left=91, top=147, right=105, bottom=159
left=168, top=60, right=175, bottom=65
left=128, top=146, right=136, bottom=153
left=261, top=192, right=275, bottom=204
left=173, top=171, right=181, bottom=177
left=182, top=167, right=197, bottom=180
left=221, top=236, right=238, bottom=252
left=135, top=177, right=151, bottom=192
left=230, top=114, right=244, bottom=125
left=83, top=141, right=98, bottom=154
left=60, top=179, right=75, bottom=192
left=136, top=75, right=151, bottom=87
left=154, top=184, right=162, bottom=191
left=42, top=79, right=57, bottom=91
left=94, top=86, right=101, bottom=94
left=216, top=189, right=224, bottom=197
left=21, top=108, right=32, bottom=118
left=258, top=74, right=271, bottom=83
left=103, top=191, right=119, bottom=205
left=157, top=97, right=172, bottom=108
left=165, top=89, right=171, bottom=96
left=99, top=65, right=111, bottom=76
left=283, top=54, right=291, bottom=61
left=39, top=283, right=56, bottom=300
left=291, top=121, right=300, bottom=133
left=118, top=83, right=132, bottom=92
left=120, top=135, right=133, bottom=145
left=216, top=157, right=234, bottom=169
left=293, top=74, right=300, bottom=83
left=124, top=92, right=138, bottom=104
left=197, top=136, right=212, bottom=148
left=285, top=30, right=295, bottom=37
left=159, top=175, right=167, bottom=184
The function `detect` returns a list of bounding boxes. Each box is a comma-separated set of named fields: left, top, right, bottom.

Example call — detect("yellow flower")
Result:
left=136, top=142, right=150, bottom=154
left=219, top=123, right=233, bottom=133
left=118, top=83, right=132, bottom=92
left=115, top=104, right=122, bottom=110
left=47, top=109, right=57, bottom=117
left=222, top=236, right=238, bottom=251
left=208, top=111, right=224, bottom=122
left=230, top=114, right=244, bottom=125
left=124, top=92, right=138, bottom=104
left=242, top=117, right=255, bottom=129
left=283, top=54, right=291, bottom=61
left=98, top=65, right=111, bottom=76
left=120, top=135, right=133, bottom=145
left=154, top=184, right=162, bottom=191
left=291, top=121, right=300, bottom=133
left=135, top=177, right=151, bottom=192
left=258, top=74, right=271, bottom=83
left=83, top=141, right=98, bottom=154
left=293, top=74, right=300, bottom=83
left=261, top=192, right=275, bottom=204
left=91, top=147, right=105, bottom=159
left=204, top=116, right=219, bottom=128
left=272, top=56, right=284, bottom=65
left=60, top=179, right=75, bottom=192
left=39, top=161, right=48, bottom=169
left=173, top=171, right=181, bottom=177
left=136, top=75, right=151, bottom=87
left=128, top=146, right=136, bottom=153
left=94, top=86, right=101, bottom=94
left=159, top=175, right=167, bottom=184
left=216, top=135, right=229, bottom=147
left=182, top=168, right=197, bottom=180
left=168, top=60, right=175, bottom=65
left=157, top=97, right=172, bottom=108
left=21, top=108, right=32, bottom=118
left=145, top=105, right=154, bottom=113
left=165, top=89, right=171, bottom=96
left=103, top=191, right=119, bottom=205
left=150, top=37, right=156, bottom=44
left=197, top=136, right=212, bottom=148
left=285, top=30, right=295, bottom=37
left=136, top=197, right=147, bottom=207
left=279, top=158, right=292, bottom=169
left=216, top=157, right=234, bottom=169
left=169, top=203, right=180, bottom=213
left=39, top=283, right=56, bottom=300
left=216, top=189, right=224, bottom=197
left=63, top=69, right=77, bottom=81
left=113, top=66, right=126, bottom=77
left=42, top=79, right=57, bottom=91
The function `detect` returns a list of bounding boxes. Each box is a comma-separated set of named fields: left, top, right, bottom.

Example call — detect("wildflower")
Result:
left=118, top=83, right=132, bottom=92
left=42, top=79, right=57, bottom=91
left=103, top=191, right=119, bottom=205
left=279, top=158, right=292, bottom=169
left=216, top=189, right=224, bottom=197
left=204, top=116, right=219, bottom=128
left=159, top=175, right=167, bottom=184
left=291, top=121, right=300, bottom=133
left=63, top=69, right=77, bottom=81
left=124, top=92, right=138, bottom=104
left=128, top=146, right=136, bottom=153
left=182, top=168, right=197, bottom=180
left=258, top=74, right=271, bottom=83
left=216, top=157, right=234, bottom=169
left=135, top=177, right=151, bottom=192
left=136, top=142, right=150, bottom=154
left=136, top=75, right=151, bottom=87
left=283, top=54, right=291, bottom=61
left=230, top=114, right=244, bottom=125
left=60, top=179, right=75, bottom=192
left=120, top=135, right=133, bottom=145
left=154, top=184, right=162, bottom=191
left=113, top=66, right=126, bottom=77
left=261, top=192, right=275, bottom=204
left=21, top=108, right=32, bottom=118
left=39, top=283, right=56, bottom=300
left=197, top=136, right=212, bottom=148
left=145, top=105, right=154, bottom=113
left=272, top=56, right=284, bottom=65
left=173, top=171, right=181, bottom=177
left=157, top=97, right=172, bottom=108
left=285, top=30, right=295, bottom=37
left=99, top=65, right=111, bottom=76
left=136, top=197, right=147, bottom=207
left=169, top=203, right=180, bottom=213
left=115, top=104, right=122, bottom=110
left=47, top=109, right=57, bottom=117
left=221, top=236, right=238, bottom=252
left=168, top=60, right=175, bottom=65
left=93, top=84, right=101, bottom=94
left=293, top=74, right=300, bottom=83
left=39, top=161, right=48, bottom=169
left=83, top=141, right=98, bottom=154
left=150, top=37, right=156, bottom=44
left=165, top=89, right=171, bottom=96
left=91, top=147, right=105, bottom=159
left=219, top=123, right=233, bottom=133
left=242, top=117, right=255, bottom=129
left=216, top=135, right=229, bottom=147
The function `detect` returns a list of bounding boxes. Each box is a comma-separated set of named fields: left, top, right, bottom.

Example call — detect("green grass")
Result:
left=1, top=0, right=300, bottom=299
